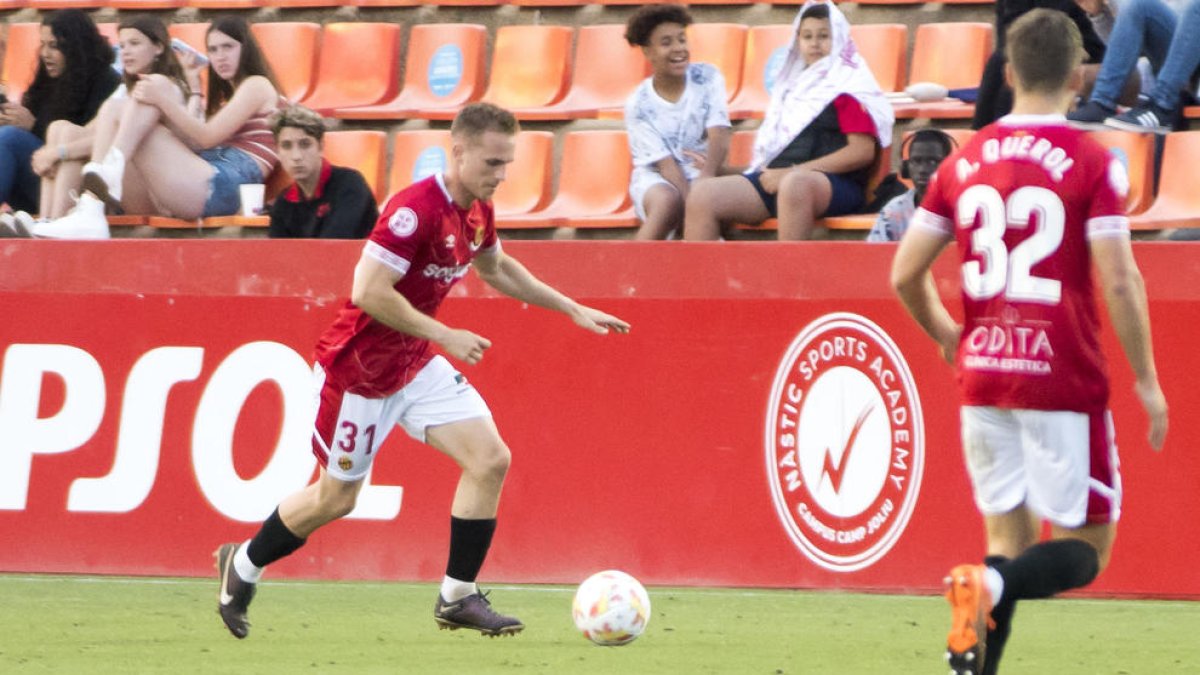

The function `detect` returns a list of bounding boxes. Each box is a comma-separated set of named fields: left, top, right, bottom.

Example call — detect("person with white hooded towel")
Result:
left=684, top=1, right=895, bottom=240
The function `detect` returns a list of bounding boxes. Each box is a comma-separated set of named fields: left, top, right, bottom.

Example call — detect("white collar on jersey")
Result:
left=998, top=113, right=1069, bottom=126
left=433, top=172, right=454, bottom=204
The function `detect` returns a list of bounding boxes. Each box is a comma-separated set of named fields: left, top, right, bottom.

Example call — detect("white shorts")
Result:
left=960, top=406, right=1122, bottom=528
left=310, top=356, right=492, bottom=481
left=630, top=168, right=682, bottom=222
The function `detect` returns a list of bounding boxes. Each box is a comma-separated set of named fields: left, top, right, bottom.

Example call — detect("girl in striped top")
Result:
left=36, top=16, right=282, bottom=238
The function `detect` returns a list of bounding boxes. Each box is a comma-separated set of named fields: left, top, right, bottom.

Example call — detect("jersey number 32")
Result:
left=957, top=185, right=1064, bottom=305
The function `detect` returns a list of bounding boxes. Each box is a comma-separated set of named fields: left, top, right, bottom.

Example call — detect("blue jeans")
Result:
left=1093, top=0, right=1200, bottom=110
left=0, top=125, right=43, bottom=212
left=200, top=146, right=264, bottom=217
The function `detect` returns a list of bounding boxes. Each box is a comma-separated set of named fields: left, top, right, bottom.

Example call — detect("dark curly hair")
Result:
left=624, top=4, right=693, bottom=48
left=205, top=17, right=279, bottom=119
left=21, top=10, right=115, bottom=138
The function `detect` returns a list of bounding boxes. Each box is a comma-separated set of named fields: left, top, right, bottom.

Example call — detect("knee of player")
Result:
left=320, top=485, right=359, bottom=519
left=471, top=442, right=512, bottom=480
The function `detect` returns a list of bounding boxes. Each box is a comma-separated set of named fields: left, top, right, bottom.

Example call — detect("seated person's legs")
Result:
left=635, top=180, right=685, bottom=240
left=684, top=174, right=772, bottom=241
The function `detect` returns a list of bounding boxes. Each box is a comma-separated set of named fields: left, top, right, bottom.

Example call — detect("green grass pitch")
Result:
left=1, top=575, right=1195, bottom=674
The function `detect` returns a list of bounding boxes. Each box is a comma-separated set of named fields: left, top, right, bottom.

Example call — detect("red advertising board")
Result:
left=0, top=240, right=1196, bottom=598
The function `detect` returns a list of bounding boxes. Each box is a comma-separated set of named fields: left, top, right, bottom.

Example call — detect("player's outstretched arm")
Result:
left=352, top=252, right=492, bottom=365
left=890, top=228, right=960, bottom=363
left=1091, top=236, right=1168, bottom=450
left=473, top=249, right=630, bottom=335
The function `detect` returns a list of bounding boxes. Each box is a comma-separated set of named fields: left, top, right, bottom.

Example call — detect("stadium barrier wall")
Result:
left=1, top=240, right=1197, bottom=599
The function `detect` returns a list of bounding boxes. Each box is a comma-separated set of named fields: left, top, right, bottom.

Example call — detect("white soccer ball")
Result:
left=572, top=570, right=651, bottom=646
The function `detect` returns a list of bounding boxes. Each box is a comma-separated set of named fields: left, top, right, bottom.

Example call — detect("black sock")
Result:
left=245, top=508, right=307, bottom=568
left=983, top=555, right=1015, bottom=675
left=445, top=517, right=496, bottom=582
left=993, top=539, right=1100, bottom=602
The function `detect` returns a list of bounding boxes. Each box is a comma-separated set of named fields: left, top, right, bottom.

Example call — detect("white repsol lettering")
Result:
left=423, top=263, right=471, bottom=283
left=0, top=342, right=402, bottom=522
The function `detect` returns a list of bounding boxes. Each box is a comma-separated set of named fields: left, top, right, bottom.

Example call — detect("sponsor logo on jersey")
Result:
left=445, top=234, right=456, bottom=248
left=388, top=207, right=419, bottom=238
left=423, top=263, right=471, bottom=283
left=765, top=312, right=924, bottom=572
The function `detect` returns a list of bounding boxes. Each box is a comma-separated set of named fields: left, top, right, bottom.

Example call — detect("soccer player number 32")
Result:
left=957, top=185, right=1065, bottom=305
left=338, top=421, right=377, bottom=454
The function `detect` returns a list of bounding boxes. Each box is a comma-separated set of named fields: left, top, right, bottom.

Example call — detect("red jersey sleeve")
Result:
left=1085, top=151, right=1131, bottom=240
left=832, top=94, right=877, bottom=136
left=366, top=193, right=429, bottom=276
left=910, top=168, right=955, bottom=237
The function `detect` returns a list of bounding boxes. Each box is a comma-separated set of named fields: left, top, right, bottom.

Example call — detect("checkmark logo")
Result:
left=821, top=403, right=875, bottom=494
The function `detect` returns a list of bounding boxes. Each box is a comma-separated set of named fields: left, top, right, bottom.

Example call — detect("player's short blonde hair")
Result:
left=269, top=104, right=326, bottom=142
left=451, top=102, right=519, bottom=142
left=1005, top=9, right=1084, bottom=95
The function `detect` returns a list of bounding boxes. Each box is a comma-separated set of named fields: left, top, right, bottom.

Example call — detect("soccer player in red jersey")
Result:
left=890, top=9, right=1168, bottom=674
left=215, top=103, right=630, bottom=639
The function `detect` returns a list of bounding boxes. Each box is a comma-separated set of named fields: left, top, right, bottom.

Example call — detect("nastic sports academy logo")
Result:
left=765, top=312, right=924, bottom=572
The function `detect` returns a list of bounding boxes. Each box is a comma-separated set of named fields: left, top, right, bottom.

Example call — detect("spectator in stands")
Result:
left=973, top=0, right=1129, bottom=128
left=13, top=16, right=202, bottom=233
left=267, top=105, right=378, bottom=239
left=623, top=4, right=731, bottom=240
left=34, top=17, right=282, bottom=239
left=866, top=129, right=954, bottom=242
left=0, top=10, right=119, bottom=219
left=684, top=2, right=893, bottom=241
left=1068, top=0, right=1200, bottom=132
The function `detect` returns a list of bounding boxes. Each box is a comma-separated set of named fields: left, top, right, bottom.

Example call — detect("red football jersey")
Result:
left=314, top=174, right=500, bottom=397
left=910, top=115, right=1131, bottom=412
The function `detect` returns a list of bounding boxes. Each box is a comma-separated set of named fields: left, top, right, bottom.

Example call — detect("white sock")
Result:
left=984, top=566, right=1004, bottom=605
left=104, top=146, right=126, bottom=171
left=232, top=540, right=264, bottom=584
left=440, top=576, right=477, bottom=602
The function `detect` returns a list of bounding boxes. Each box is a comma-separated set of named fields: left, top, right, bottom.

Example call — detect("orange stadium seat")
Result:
left=30, top=0, right=108, bottom=9
left=322, top=130, right=388, bottom=204
left=338, top=24, right=486, bottom=121
left=2, top=23, right=41, bottom=101
left=477, top=25, right=574, bottom=117
left=112, top=0, right=185, bottom=8
left=497, top=130, right=635, bottom=229
left=303, top=23, right=401, bottom=115
left=728, top=128, right=756, bottom=169
left=850, top=24, right=907, bottom=93
left=728, top=24, right=794, bottom=120
left=188, top=0, right=262, bottom=10
left=167, top=23, right=210, bottom=52
left=251, top=23, right=321, bottom=103
left=511, top=24, right=648, bottom=120
left=387, top=130, right=452, bottom=197
left=1130, top=131, right=1200, bottom=230
left=893, top=23, right=992, bottom=119
left=688, top=23, right=748, bottom=102
left=493, top=131, right=554, bottom=217
left=909, top=23, right=992, bottom=90
left=1087, top=130, right=1154, bottom=216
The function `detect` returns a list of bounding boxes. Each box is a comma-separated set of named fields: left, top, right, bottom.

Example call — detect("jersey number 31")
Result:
left=957, top=184, right=1064, bottom=305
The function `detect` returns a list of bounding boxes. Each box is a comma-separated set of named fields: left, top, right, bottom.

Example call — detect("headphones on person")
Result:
left=900, top=129, right=958, bottom=179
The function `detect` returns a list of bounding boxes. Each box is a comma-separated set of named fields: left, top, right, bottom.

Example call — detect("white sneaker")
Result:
left=81, top=147, right=126, bottom=213
left=11, top=211, right=35, bottom=237
left=0, top=213, right=19, bottom=238
left=32, top=193, right=110, bottom=239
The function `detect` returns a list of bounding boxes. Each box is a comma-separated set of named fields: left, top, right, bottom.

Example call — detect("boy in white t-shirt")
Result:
left=623, top=4, right=731, bottom=239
